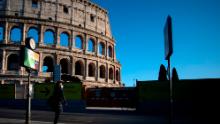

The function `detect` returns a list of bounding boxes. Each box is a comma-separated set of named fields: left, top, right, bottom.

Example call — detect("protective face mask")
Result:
left=60, top=84, right=64, bottom=89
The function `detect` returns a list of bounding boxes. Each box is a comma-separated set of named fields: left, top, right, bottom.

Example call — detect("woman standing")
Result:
left=52, top=81, right=66, bottom=124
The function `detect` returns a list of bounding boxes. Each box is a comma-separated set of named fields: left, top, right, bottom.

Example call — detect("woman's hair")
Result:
left=57, top=80, right=63, bottom=84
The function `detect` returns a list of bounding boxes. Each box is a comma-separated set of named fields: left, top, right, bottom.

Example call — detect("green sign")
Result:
left=0, top=84, right=15, bottom=99
left=23, top=47, right=40, bottom=70
left=34, top=83, right=82, bottom=100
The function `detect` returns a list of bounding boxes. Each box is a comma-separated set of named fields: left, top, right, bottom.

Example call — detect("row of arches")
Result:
left=5, top=54, right=120, bottom=81
left=87, top=38, right=113, bottom=57
left=0, top=24, right=114, bottom=57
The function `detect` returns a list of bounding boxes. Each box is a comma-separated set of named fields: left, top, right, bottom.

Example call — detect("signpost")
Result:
left=21, top=38, right=39, bottom=124
left=164, top=15, right=173, bottom=124
left=164, top=15, right=173, bottom=79
left=53, top=65, right=61, bottom=82
left=26, top=69, right=31, bottom=124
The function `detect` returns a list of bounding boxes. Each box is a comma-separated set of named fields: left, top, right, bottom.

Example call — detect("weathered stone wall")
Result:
left=0, top=0, right=122, bottom=88
left=0, top=0, right=112, bottom=38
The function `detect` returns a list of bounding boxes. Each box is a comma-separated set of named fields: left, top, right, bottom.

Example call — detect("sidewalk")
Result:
left=86, top=107, right=136, bottom=111
left=0, top=118, right=67, bottom=124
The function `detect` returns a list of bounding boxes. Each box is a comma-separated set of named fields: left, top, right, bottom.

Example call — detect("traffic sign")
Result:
left=164, top=15, right=173, bottom=60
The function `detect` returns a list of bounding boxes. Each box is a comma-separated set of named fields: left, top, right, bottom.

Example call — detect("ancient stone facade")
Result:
left=0, top=0, right=122, bottom=88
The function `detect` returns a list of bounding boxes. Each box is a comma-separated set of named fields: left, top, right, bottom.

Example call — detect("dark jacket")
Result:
left=52, top=83, right=66, bottom=112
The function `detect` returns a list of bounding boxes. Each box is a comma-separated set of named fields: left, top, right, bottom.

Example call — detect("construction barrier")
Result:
left=0, top=84, right=15, bottom=99
left=86, top=87, right=136, bottom=108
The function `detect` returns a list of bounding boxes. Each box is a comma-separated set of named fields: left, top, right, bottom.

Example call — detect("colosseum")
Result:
left=0, top=0, right=122, bottom=88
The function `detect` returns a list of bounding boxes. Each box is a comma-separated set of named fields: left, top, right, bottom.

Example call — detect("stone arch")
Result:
left=88, top=62, right=95, bottom=77
left=60, top=32, right=69, bottom=47
left=75, top=60, right=84, bottom=76
left=108, top=45, right=113, bottom=58
left=116, top=69, right=120, bottom=81
left=88, top=38, right=95, bottom=52
left=75, top=35, right=83, bottom=49
left=99, top=65, right=106, bottom=78
left=10, top=26, right=22, bottom=43
left=99, top=42, right=105, bottom=55
left=42, top=56, right=54, bottom=72
left=0, top=24, right=4, bottom=41
left=27, top=26, right=39, bottom=43
left=109, top=67, right=114, bottom=80
left=7, top=54, right=19, bottom=70
left=60, top=58, right=69, bottom=74
left=44, top=29, right=55, bottom=45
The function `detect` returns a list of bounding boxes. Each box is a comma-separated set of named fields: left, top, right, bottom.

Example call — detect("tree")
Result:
left=158, top=64, right=168, bottom=81
left=172, top=67, right=179, bottom=81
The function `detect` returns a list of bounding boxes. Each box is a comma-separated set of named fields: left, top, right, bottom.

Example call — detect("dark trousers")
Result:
left=54, top=111, right=61, bottom=124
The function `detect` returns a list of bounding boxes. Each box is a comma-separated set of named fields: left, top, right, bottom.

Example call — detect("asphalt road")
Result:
left=0, top=108, right=169, bottom=124
left=0, top=107, right=195, bottom=124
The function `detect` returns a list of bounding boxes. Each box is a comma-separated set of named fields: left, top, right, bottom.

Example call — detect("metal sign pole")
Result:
left=164, top=15, right=173, bottom=124
left=168, top=58, right=173, bottom=124
left=26, top=69, right=31, bottom=124
left=22, top=38, right=39, bottom=124
left=168, top=58, right=171, bottom=80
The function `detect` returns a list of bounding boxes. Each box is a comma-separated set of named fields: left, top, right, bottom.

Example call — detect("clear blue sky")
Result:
left=92, top=0, right=220, bottom=86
